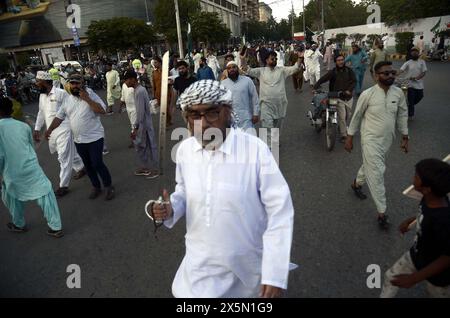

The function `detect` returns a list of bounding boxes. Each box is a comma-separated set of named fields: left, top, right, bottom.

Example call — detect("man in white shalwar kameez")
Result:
left=150, top=80, right=295, bottom=298
left=105, top=62, right=121, bottom=114
left=33, top=71, right=85, bottom=197
left=345, top=61, right=409, bottom=228
left=245, top=51, right=303, bottom=147
left=304, top=44, right=323, bottom=87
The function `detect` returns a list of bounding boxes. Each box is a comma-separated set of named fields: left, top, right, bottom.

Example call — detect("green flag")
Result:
left=430, top=18, right=441, bottom=34
left=187, top=22, right=193, bottom=67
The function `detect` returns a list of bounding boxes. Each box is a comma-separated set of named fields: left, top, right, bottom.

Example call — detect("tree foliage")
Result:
left=374, top=0, right=450, bottom=26
left=86, top=17, right=156, bottom=53
left=154, top=0, right=200, bottom=44
left=190, top=12, right=231, bottom=45
left=154, top=0, right=231, bottom=46
left=395, top=32, right=415, bottom=54
left=348, top=33, right=366, bottom=45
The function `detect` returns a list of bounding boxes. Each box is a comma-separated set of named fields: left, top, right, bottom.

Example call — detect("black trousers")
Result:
left=75, top=138, right=112, bottom=189
left=407, top=88, right=424, bottom=117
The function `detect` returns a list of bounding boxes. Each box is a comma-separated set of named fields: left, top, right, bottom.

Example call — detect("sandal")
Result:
left=351, top=180, right=367, bottom=200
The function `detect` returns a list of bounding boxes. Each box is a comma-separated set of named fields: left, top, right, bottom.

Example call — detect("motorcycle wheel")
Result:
left=325, top=118, right=337, bottom=151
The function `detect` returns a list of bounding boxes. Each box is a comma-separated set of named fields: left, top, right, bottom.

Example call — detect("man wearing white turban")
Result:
left=149, top=80, right=295, bottom=298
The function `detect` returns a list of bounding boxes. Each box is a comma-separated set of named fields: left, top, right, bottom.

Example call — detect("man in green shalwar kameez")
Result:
left=0, top=97, right=63, bottom=238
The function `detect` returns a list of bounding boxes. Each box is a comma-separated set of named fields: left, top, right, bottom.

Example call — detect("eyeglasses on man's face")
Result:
left=186, top=107, right=224, bottom=123
left=377, top=70, right=397, bottom=76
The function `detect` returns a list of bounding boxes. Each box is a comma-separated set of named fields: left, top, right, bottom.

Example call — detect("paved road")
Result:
left=1, top=61, right=449, bottom=297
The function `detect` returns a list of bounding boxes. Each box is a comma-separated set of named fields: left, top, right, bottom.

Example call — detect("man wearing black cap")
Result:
left=45, top=74, right=115, bottom=200
left=123, top=70, right=159, bottom=178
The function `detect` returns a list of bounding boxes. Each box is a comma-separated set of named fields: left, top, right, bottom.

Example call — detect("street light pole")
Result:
left=321, top=0, right=324, bottom=34
left=144, top=0, right=150, bottom=25
left=174, top=0, right=185, bottom=58
left=302, top=0, right=306, bottom=40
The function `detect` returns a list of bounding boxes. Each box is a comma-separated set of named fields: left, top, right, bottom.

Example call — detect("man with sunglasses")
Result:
left=149, top=80, right=294, bottom=298
left=345, top=61, right=409, bottom=229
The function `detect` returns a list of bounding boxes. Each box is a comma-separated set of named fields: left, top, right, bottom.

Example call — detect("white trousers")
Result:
left=380, top=251, right=450, bottom=298
left=54, top=130, right=84, bottom=188
left=355, top=142, right=387, bottom=213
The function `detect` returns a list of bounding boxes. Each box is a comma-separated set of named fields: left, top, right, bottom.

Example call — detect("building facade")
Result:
left=199, top=0, right=241, bottom=36
left=240, top=0, right=259, bottom=22
left=258, top=2, right=272, bottom=23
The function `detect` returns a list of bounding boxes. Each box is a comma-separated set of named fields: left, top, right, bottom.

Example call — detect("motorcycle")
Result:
left=427, top=46, right=449, bottom=62
left=307, top=90, right=342, bottom=151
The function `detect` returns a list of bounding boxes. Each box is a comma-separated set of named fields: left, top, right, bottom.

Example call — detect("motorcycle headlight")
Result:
left=328, top=98, right=338, bottom=105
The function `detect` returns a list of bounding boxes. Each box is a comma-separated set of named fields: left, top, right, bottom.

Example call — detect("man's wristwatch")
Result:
left=402, top=135, right=409, bottom=140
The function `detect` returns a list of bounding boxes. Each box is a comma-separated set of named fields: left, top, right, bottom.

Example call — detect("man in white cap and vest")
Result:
left=149, top=80, right=295, bottom=298
left=33, top=71, right=86, bottom=197
left=221, top=61, right=260, bottom=131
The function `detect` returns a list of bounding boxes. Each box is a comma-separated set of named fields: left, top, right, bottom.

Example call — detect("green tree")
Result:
left=366, top=34, right=381, bottom=48
left=375, top=0, right=450, bottom=26
left=86, top=17, right=156, bottom=53
left=395, top=32, right=415, bottom=54
left=154, top=0, right=200, bottom=45
left=336, top=33, right=348, bottom=45
left=348, top=33, right=366, bottom=45
left=190, top=12, right=231, bottom=46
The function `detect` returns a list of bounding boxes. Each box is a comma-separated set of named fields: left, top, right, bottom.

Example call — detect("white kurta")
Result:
left=207, top=55, right=221, bottom=80
left=35, top=87, right=84, bottom=188
left=348, top=84, right=408, bottom=213
left=304, top=50, right=322, bottom=84
left=106, top=70, right=121, bottom=106
left=276, top=51, right=285, bottom=67
left=120, top=83, right=136, bottom=129
left=193, top=53, right=202, bottom=74
left=166, top=128, right=295, bottom=298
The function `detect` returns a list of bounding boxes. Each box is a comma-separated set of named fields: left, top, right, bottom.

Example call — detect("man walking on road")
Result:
left=123, top=70, right=159, bottom=178
left=105, top=62, right=121, bottom=114
left=345, top=61, right=409, bottom=228
left=45, top=74, right=115, bottom=201
left=398, top=47, right=427, bottom=120
left=221, top=61, right=260, bottom=131
left=150, top=80, right=294, bottom=298
left=345, top=43, right=368, bottom=95
left=34, top=71, right=85, bottom=197
left=0, top=97, right=63, bottom=238
left=244, top=51, right=303, bottom=147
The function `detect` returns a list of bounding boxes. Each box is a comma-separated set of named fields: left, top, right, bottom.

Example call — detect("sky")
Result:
left=267, top=0, right=362, bottom=22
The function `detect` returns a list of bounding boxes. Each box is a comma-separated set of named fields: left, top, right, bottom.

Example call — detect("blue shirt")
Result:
left=196, top=65, right=215, bottom=81
left=221, top=75, right=260, bottom=129
left=345, top=50, right=368, bottom=70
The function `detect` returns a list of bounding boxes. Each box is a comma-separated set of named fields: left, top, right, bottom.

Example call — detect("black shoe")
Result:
left=377, top=214, right=390, bottom=229
left=73, top=168, right=86, bottom=180
left=47, top=228, right=64, bottom=238
left=7, top=222, right=27, bottom=233
left=89, top=188, right=102, bottom=200
left=54, top=187, right=69, bottom=197
left=351, top=180, right=367, bottom=200
left=105, top=186, right=115, bottom=201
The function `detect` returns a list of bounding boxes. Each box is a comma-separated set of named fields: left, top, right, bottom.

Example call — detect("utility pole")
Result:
left=144, top=0, right=150, bottom=25
left=174, top=0, right=185, bottom=58
left=291, top=1, right=294, bottom=39
left=321, top=0, right=324, bottom=34
left=302, top=0, right=306, bottom=40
